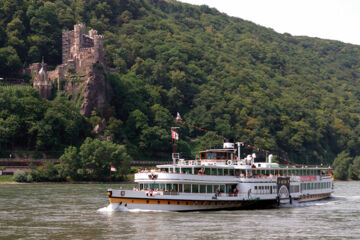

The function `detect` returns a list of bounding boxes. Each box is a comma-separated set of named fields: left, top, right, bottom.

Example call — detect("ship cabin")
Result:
left=135, top=141, right=333, bottom=195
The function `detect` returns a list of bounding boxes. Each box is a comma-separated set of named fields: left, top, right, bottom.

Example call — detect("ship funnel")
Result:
left=269, top=154, right=273, bottom=163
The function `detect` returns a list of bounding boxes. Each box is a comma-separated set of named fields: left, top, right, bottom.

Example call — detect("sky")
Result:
left=179, top=0, right=360, bottom=45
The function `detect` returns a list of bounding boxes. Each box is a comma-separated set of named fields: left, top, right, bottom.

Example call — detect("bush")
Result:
left=30, top=168, right=43, bottom=182
left=13, top=170, right=27, bottom=182
left=26, top=174, right=33, bottom=182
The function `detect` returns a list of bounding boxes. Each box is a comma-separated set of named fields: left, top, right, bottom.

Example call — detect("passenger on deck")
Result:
left=216, top=188, right=220, bottom=196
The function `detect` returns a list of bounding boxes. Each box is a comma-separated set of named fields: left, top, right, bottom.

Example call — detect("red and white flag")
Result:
left=176, top=112, right=182, bottom=121
left=110, top=165, right=117, bottom=172
left=171, top=130, right=179, bottom=140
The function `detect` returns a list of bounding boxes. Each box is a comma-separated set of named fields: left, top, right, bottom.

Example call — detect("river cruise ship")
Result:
left=107, top=142, right=334, bottom=211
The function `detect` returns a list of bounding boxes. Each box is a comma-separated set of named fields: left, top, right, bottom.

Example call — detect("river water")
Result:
left=0, top=181, right=358, bottom=240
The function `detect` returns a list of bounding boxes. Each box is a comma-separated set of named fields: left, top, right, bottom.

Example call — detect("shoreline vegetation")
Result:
left=0, top=175, right=135, bottom=184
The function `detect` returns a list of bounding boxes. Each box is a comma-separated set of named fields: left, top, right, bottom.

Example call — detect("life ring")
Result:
left=227, top=160, right=233, bottom=165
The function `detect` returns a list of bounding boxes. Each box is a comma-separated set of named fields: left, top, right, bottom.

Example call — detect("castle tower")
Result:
left=93, top=34, right=104, bottom=63
left=74, top=23, right=85, bottom=53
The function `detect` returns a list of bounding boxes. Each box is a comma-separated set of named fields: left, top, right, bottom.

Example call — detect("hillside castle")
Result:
left=31, top=24, right=108, bottom=116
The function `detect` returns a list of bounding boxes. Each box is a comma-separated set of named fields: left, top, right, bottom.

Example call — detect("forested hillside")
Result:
left=2, top=0, right=360, bottom=179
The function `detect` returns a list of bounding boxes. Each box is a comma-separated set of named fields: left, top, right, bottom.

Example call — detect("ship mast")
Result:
left=171, top=127, right=180, bottom=169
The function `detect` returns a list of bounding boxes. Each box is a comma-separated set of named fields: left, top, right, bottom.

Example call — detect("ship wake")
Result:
left=97, top=203, right=169, bottom=213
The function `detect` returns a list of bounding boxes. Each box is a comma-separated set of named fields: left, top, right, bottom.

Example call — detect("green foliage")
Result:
left=3, top=0, right=360, bottom=179
left=0, top=175, right=14, bottom=182
left=0, top=86, right=86, bottom=151
left=0, top=46, right=22, bottom=76
left=333, top=151, right=352, bottom=180
left=58, top=137, right=131, bottom=181
left=29, top=162, right=63, bottom=182
left=13, top=170, right=27, bottom=182
left=351, top=156, right=360, bottom=180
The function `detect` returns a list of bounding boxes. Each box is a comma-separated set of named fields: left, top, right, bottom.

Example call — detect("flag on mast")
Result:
left=110, top=165, right=117, bottom=172
left=176, top=112, right=182, bottom=121
left=171, top=130, right=179, bottom=140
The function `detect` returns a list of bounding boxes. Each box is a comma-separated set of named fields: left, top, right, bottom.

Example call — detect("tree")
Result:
left=0, top=46, right=22, bottom=76
left=333, top=151, right=352, bottom=180
left=58, top=146, right=81, bottom=180
left=350, top=156, right=360, bottom=180
left=78, top=138, right=131, bottom=180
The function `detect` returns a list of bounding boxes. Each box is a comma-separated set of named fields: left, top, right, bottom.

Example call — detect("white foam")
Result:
left=97, top=203, right=171, bottom=213
left=97, top=203, right=129, bottom=213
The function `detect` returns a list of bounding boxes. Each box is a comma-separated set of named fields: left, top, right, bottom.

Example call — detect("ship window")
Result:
left=206, top=153, right=216, bottom=159
left=220, top=185, right=225, bottom=193
left=207, top=185, right=212, bottom=193
left=230, top=169, right=234, bottom=176
left=140, top=184, right=143, bottom=190
left=193, top=184, right=199, bottom=193
left=200, top=185, right=206, bottom=193
left=173, top=184, right=178, bottom=192
left=184, top=184, right=191, bottom=193
left=160, top=184, right=165, bottom=190
left=144, top=184, right=149, bottom=189
left=224, top=169, right=229, bottom=175
left=166, top=184, right=171, bottom=191
left=179, top=184, right=183, bottom=192
left=150, top=184, right=159, bottom=190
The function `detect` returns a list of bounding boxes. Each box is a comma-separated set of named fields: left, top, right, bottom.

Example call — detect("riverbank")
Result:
left=0, top=175, right=135, bottom=185
left=0, top=175, right=13, bottom=183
